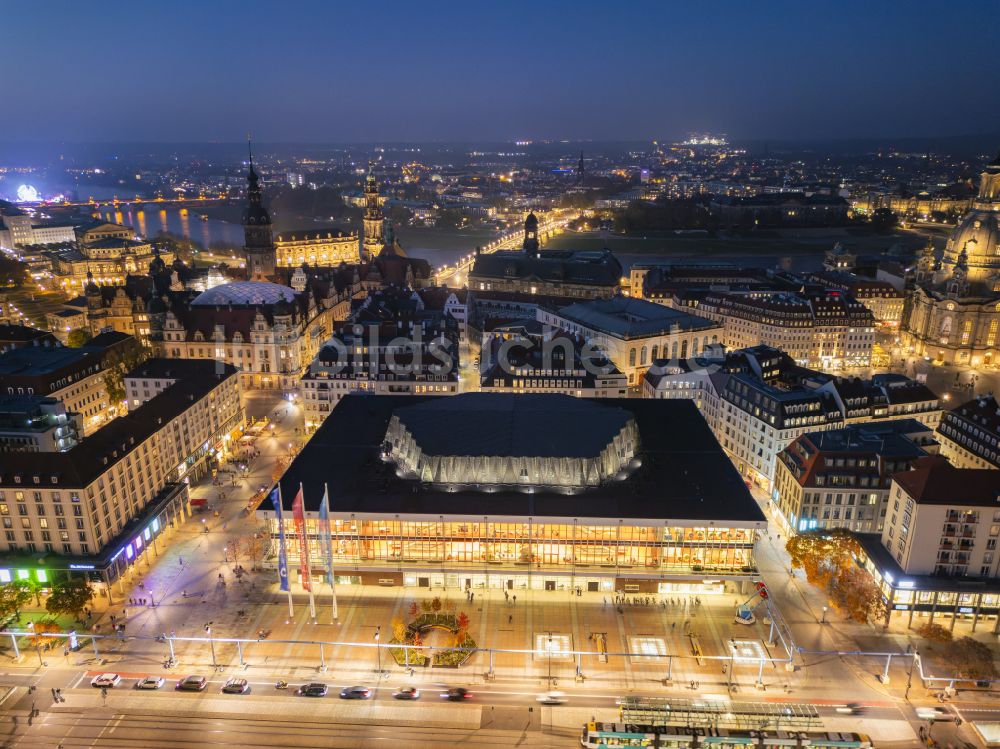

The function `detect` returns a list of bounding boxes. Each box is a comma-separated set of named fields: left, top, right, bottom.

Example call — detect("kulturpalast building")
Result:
left=903, top=152, right=1000, bottom=366
left=261, top=392, right=766, bottom=595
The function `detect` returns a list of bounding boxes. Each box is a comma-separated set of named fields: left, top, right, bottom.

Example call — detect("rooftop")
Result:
left=0, top=364, right=238, bottom=488
left=556, top=296, right=718, bottom=339
left=191, top=281, right=297, bottom=307
left=273, top=393, right=766, bottom=524
left=393, top=394, right=631, bottom=459
left=893, top=456, right=1000, bottom=507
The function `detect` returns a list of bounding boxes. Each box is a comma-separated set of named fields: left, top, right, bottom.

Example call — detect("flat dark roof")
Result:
left=275, top=393, right=766, bottom=524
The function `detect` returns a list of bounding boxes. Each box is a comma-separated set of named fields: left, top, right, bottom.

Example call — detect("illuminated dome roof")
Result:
left=191, top=281, right=296, bottom=306
left=941, top=208, right=1000, bottom=284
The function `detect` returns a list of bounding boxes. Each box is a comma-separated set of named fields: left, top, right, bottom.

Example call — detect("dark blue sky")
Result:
left=3, top=0, right=998, bottom=143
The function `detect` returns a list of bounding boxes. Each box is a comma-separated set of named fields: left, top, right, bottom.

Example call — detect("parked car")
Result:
left=90, top=673, right=122, bottom=688
left=221, top=678, right=250, bottom=694
left=176, top=675, right=208, bottom=692
left=340, top=686, right=372, bottom=699
left=135, top=676, right=165, bottom=690
left=297, top=682, right=328, bottom=697
left=393, top=687, right=420, bottom=700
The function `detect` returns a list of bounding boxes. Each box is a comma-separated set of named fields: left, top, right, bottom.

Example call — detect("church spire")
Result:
left=242, top=135, right=276, bottom=280
left=360, top=159, right=384, bottom=262
left=523, top=212, right=540, bottom=257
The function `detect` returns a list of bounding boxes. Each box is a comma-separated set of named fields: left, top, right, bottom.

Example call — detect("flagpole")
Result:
left=277, top=483, right=293, bottom=619
left=300, top=483, right=317, bottom=619
left=325, top=482, right=339, bottom=623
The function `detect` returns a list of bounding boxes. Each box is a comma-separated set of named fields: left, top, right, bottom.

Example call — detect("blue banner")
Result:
left=318, top=484, right=335, bottom=586
left=271, top=485, right=290, bottom=592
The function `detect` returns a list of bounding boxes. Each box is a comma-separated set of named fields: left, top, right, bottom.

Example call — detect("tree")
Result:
left=101, top=338, right=152, bottom=407
left=870, top=207, right=898, bottom=233
left=25, top=620, right=61, bottom=649
left=0, top=581, right=33, bottom=621
left=66, top=329, right=92, bottom=348
left=430, top=596, right=442, bottom=613
left=916, top=622, right=953, bottom=644
left=456, top=612, right=470, bottom=632
left=408, top=601, right=419, bottom=620
left=45, top=581, right=94, bottom=619
left=786, top=530, right=886, bottom=624
left=944, top=637, right=998, bottom=680
left=828, top=566, right=886, bottom=624
left=391, top=617, right=408, bottom=643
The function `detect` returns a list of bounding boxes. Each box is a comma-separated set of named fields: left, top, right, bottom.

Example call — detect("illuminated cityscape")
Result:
left=1, top=2, right=1000, bottom=748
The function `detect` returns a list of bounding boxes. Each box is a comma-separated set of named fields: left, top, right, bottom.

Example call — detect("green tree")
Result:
left=66, top=328, right=92, bottom=348
left=101, top=339, right=152, bottom=407
left=45, top=581, right=94, bottom=619
left=0, top=581, right=34, bottom=621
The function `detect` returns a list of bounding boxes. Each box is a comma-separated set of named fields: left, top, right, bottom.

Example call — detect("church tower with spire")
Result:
left=243, top=140, right=277, bottom=281
left=360, top=161, right=384, bottom=262
left=523, top=212, right=540, bottom=257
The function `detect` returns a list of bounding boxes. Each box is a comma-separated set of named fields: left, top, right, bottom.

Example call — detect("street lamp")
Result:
left=546, top=631, right=554, bottom=687
left=26, top=622, right=44, bottom=667
left=821, top=606, right=828, bottom=624
left=906, top=647, right=918, bottom=700
left=205, top=622, right=217, bottom=668
left=374, top=626, right=382, bottom=678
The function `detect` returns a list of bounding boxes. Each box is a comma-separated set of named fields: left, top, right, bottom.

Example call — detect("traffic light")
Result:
left=755, top=581, right=768, bottom=599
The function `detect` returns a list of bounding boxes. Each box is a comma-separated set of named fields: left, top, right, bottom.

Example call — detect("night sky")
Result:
left=3, top=0, right=999, bottom=143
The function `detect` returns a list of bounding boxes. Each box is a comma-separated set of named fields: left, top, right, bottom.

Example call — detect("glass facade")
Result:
left=268, top=516, right=757, bottom=575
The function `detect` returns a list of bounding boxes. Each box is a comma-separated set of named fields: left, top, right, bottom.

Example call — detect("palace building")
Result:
left=275, top=227, right=357, bottom=267
left=470, top=213, right=622, bottom=299
left=260, top=393, right=766, bottom=594
left=46, top=220, right=174, bottom=292
left=903, top=152, right=1000, bottom=366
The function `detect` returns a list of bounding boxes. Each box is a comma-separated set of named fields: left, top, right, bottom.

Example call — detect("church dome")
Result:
left=941, top=207, right=1000, bottom=284
left=191, top=280, right=297, bottom=306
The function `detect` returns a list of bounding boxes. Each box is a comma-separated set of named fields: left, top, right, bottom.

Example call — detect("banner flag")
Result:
left=292, top=483, right=312, bottom=592
left=270, top=485, right=290, bottom=593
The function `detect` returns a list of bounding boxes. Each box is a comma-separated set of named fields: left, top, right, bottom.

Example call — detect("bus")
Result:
left=580, top=722, right=873, bottom=748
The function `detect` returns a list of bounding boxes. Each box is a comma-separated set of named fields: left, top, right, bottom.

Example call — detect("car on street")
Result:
left=90, top=673, right=121, bottom=688
left=135, top=676, right=165, bottom=690
left=536, top=691, right=567, bottom=705
left=393, top=687, right=420, bottom=700
left=297, top=682, right=328, bottom=697
left=176, top=675, right=208, bottom=692
left=222, top=678, right=250, bottom=694
left=916, top=706, right=955, bottom=722
left=441, top=687, right=472, bottom=701
left=835, top=703, right=865, bottom=715
left=340, top=685, right=372, bottom=699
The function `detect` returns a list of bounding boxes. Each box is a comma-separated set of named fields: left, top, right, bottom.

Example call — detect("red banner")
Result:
left=292, top=485, right=312, bottom=592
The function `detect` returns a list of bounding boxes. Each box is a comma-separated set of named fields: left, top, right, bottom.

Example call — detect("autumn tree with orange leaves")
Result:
left=786, top=530, right=886, bottom=624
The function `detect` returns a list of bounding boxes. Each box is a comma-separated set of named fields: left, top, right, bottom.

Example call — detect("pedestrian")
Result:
left=508, top=615, right=513, bottom=624
left=512, top=595, right=516, bottom=604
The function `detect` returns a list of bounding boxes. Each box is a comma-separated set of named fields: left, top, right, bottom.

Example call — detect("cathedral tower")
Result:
left=243, top=140, right=276, bottom=281
left=523, top=212, right=540, bottom=257
left=360, top=161, right=384, bottom=262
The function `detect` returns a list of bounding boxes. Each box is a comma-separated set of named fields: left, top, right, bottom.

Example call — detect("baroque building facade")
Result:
left=903, top=153, right=1000, bottom=366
